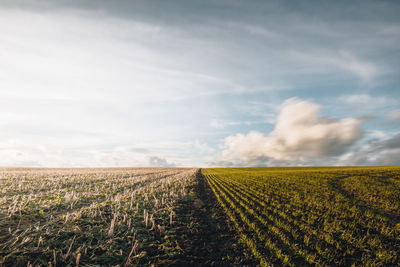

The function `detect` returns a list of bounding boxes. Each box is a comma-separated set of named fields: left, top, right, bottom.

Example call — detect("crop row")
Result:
left=203, top=167, right=400, bottom=266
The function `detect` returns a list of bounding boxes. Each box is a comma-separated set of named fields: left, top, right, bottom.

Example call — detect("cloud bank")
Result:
left=213, top=98, right=363, bottom=166
left=340, top=132, right=400, bottom=166
left=149, top=156, right=176, bottom=167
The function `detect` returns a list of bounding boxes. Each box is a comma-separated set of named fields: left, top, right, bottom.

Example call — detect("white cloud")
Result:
left=341, top=94, right=373, bottom=105
left=213, top=98, right=363, bottom=166
left=237, top=101, right=279, bottom=124
left=0, top=8, right=239, bottom=105
left=148, top=156, right=175, bottom=167
left=0, top=2, right=398, bottom=167
left=336, top=51, right=378, bottom=82
left=388, top=109, right=400, bottom=122
left=0, top=134, right=192, bottom=167
left=192, top=140, right=215, bottom=155
left=0, top=8, right=228, bottom=167
left=287, top=50, right=379, bottom=82
left=210, top=119, right=241, bottom=129
left=340, top=94, right=388, bottom=105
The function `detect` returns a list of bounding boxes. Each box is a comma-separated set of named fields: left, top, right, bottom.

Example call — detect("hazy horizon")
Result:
left=1, top=0, right=400, bottom=167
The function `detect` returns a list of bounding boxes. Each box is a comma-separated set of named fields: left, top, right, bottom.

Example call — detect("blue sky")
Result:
left=0, top=0, right=399, bottom=167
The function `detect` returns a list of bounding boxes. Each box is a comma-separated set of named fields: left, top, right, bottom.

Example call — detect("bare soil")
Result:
left=155, top=169, right=258, bottom=266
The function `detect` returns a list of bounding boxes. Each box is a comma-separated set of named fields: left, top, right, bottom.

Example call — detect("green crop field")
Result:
left=203, top=167, right=400, bottom=266
left=1, top=166, right=400, bottom=266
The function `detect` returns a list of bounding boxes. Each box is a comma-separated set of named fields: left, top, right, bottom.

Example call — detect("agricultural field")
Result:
left=0, top=167, right=202, bottom=266
left=1, top=166, right=400, bottom=266
left=204, top=166, right=400, bottom=266
left=0, top=167, right=253, bottom=266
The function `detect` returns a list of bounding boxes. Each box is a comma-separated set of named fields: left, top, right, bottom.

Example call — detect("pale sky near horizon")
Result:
left=1, top=0, right=400, bottom=167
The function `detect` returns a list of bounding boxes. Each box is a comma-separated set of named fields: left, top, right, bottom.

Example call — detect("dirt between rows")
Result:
left=156, top=169, right=258, bottom=266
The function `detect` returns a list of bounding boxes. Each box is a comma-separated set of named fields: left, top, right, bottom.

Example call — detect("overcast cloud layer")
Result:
left=0, top=0, right=399, bottom=167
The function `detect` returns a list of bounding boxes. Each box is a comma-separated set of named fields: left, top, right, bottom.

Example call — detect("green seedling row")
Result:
left=203, top=166, right=400, bottom=266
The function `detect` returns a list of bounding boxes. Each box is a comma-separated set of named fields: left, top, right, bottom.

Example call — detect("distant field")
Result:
left=1, top=167, right=399, bottom=266
left=203, top=166, right=400, bottom=266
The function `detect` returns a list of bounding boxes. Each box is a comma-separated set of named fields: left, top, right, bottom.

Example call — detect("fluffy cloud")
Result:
left=213, top=98, right=363, bottom=166
left=148, top=156, right=176, bottom=167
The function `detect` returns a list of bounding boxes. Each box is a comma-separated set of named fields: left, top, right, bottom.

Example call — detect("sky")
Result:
left=0, top=0, right=399, bottom=167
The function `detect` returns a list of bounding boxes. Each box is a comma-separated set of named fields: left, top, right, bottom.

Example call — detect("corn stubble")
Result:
left=1, top=166, right=399, bottom=266
left=0, top=167, right=197, bottom=266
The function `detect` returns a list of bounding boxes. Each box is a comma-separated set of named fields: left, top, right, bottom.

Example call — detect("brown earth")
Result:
left=155, top=169, right=258, bottom=266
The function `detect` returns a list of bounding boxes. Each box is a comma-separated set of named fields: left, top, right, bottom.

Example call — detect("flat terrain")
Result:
left=0, top=168, right=254, bottom=266
left=1, top=166, right=399, bottom=266
left=0, top=168, right=201, bottom=266
left=204, top=166, right=400, bottom=266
